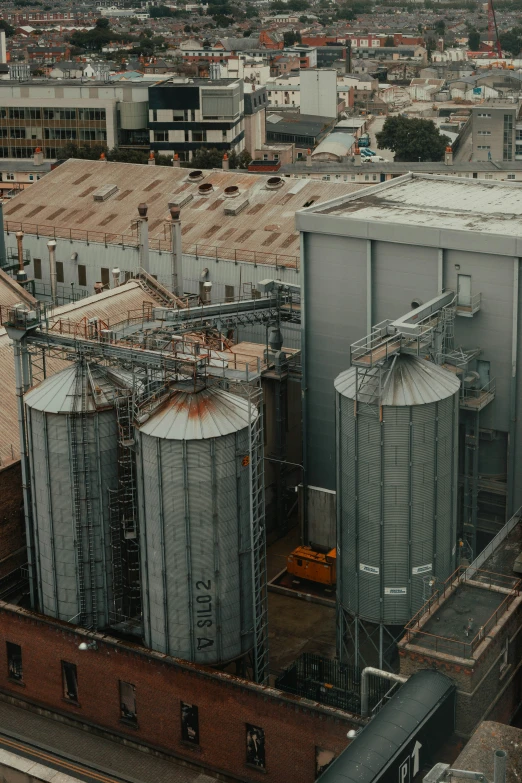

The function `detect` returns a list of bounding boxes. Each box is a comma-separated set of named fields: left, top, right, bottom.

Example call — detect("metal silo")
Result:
left=136, top=385, right=259, bottom=666
left=25, top=362, right=119, bottom=630
left=335, top=354, right=460, bottom=668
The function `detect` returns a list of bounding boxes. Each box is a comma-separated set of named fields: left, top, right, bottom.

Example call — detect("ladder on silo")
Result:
left=81, top=362, right=97, bottom=631
left=70, top=359, right=88, bottom=628
left=248, top=383, right=269, bottom=685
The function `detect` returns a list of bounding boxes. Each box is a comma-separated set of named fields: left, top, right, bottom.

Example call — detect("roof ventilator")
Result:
left=265, top=176, right=284, bottom=190
left=93, top=184, right=118, bottom=202
left=188, top=170, right=204, bottom=182
left=198, top=182, right=214, bottom=196
left=224, top=185, right=239, bottom=198
left=168, top=193, right=193, bottom=209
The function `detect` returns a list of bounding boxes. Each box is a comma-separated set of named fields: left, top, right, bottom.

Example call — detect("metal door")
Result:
left=477, top=359, right=490, bottom=388
left=457, top=274, right=471, bottom=307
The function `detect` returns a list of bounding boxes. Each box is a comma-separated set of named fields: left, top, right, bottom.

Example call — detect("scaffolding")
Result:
left=7, top=302, right=271, bottom=684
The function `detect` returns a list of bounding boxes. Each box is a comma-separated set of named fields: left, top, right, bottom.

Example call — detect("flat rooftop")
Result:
left=308, top=173, right=522, bottom=237
left=452, top=722, right=522, bottom=782
left=480, top=518, right=522, bottom=577
left=419, top=584, right=505, bottom=653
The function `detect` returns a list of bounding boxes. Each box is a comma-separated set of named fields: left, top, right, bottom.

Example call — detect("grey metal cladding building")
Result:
left=296, top=173, right=522, bottom=545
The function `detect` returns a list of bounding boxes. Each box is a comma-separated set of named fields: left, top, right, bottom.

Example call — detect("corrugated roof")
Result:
left=139, top=386, right=256, bottom=440
left=312, top=132, right=355, bottom=159
left=0, top=268, right=37, bottom=309
left=313, top=173, right=522, bottom=236
left=3, top=159, right=366, bottom=266
left=334, top=354, right=460, bottom=406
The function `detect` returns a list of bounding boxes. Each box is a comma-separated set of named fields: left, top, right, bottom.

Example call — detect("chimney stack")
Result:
left=33, top=147, right=43, bottom=166
left=222, top=152, right=229, bottom=171
left=47, top=239, right=58, bottom=305
left=137, top=203, right=149, bottom=273
left=305, top=148, right=312, bottom=168
left=148, top=151, right=156, bottom=166
left=15, top=231, right=27, bottom=283
left=354, top=146, right=361, bottom=166
left=0, top=32, right=6, bottom=66
left=172, top=153, right=181, bottom=168
left=169, top=205, right=182, bottom=298
left=444, top=145, right=453, bottom=166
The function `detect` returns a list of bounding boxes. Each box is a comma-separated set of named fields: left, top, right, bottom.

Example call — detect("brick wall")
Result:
left=0, top=603, right=361, bottom=783
left=0, top=463, right=25, bottom=580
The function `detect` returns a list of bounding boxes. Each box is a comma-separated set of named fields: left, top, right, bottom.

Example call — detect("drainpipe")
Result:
left=0, top=201, right=7, bottom=269
left=47, top=239, right=57, bottom=305
left=494, top=750, right=507, bottom=783
left=137, top=203, right=149, bottom=273
left=360, top=667, right=407, bottom=718
left=15, top=230, right=27, bottom=282
left=169, top=205, right=182, bottom=298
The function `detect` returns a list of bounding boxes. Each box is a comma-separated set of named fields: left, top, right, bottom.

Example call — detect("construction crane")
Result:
left=488, top=0, right=502, bottom=58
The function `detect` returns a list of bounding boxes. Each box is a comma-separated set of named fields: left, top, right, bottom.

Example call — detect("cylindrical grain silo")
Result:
left=335, top=355, right=460, bottom=639
left=136, top=386, right=258, bottom=665
left=25, top=363, right=119, bottom=630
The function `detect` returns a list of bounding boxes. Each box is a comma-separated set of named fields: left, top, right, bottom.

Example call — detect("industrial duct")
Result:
left=47, top=240, right=57, bottom=305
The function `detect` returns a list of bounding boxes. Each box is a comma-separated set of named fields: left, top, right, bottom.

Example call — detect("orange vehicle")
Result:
left=287, top=546, right=337, bottom=586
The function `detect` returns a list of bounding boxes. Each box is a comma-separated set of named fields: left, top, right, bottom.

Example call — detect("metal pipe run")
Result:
left=137, top=203, right=149, bottom=273
left=47, top=239, right=57, bottom=305
left=360, top=667, right=407, bottom=718
left=494, top=749, right=507, bottom=783
left=170, top=206, right=182, bottom=298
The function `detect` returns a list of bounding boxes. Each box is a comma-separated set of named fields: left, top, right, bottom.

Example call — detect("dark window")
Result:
left=246, top=724, right=265, bottom=769
left=181, top=702, right=199, bottom=744
left=6, top=642, right=22, bottom=681
left=119, top=681, right=137, bottom=725
left=101, top=268, right=110, bottom=287
left=56, top=261, right=64, bottom=283
left=192, top=130, right=206, bottom=142
left=78, top=264, right=86, bottom=287
left=62, top=661, right=78, bottom=702
left=155, top=131, right=168, bottom=142
left=33, top=258, right=42, bottom=279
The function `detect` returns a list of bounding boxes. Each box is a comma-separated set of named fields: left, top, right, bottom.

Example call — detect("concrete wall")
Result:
left=0, top=602, right=360, bottom=783
left=0, top=463, right=25, bottom=580
left=300, top=70, right=338, bottom=120
left=304, top=486, right=336, bottom=549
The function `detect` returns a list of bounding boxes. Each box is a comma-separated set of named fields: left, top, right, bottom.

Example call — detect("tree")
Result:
left=384, top=35, right=394, bottom=47
left=0, top=20, right=15, bottom=37
left=434, top=19, right=445, bottom=36
left=69, top=18, right=117, bottom=51
left=499, top=27, right=522, bottom=56
left=468, top=28, right=481, bottom=50
left=376, top=116, right=450, bottom=162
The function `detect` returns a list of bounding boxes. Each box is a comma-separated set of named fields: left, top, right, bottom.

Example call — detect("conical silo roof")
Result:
left=334, top=354, right=460, bottom=406
left=24, top=363, right=127, bottom=413
left=139, top=386, right=257, bottom=440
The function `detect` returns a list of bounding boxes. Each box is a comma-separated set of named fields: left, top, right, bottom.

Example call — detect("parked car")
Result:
left=360, top=148, right=376, bottom=157
left=362, top=154, right=388, bottom=163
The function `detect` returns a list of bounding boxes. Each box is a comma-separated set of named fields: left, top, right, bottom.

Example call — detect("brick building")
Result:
left=398, top=518, right=522, bottom=737
left=0, top=601, right=361, bottom=783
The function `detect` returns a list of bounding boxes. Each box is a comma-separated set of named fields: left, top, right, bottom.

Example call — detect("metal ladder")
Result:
left=79, top=360, right=97, bottom=630
left=70, top=359, right=88, bottom=627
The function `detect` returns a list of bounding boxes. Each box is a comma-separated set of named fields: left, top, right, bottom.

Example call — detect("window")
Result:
left=6, top=642, right=22, bottom=681
left=29, top=108, right=41, bottom=120
left=10, top=128, right=26, bottom=139
left=507, top=174, right=516, bottom=180
left=192, top=130, right=206, bottom=143
left=225, top=284, right=235, bottom=302
left=246, top=724, right=265, bottom=769
left=5, top=173, right=14, bottom=181
left=263, top=154, right=268, bottom=161
left=504, top=113, right=513, bottom=161
left=500, top=639, right=509, bottom=676
left=119, top=681, right=137, bottom=725
left=155, top=131, right=168, bottom=142
left=477, top=130, right=491, bottom=135
left=56, top=261, right=64, bottom=283
left=101, top=268, right=110, bottom=287
left=29, top=175, right=34, bottom=181
left=181, top=702, right=199, bottom=744
left=477, top=145, right=491, bottom=150
left=484, top=174, right=493, bottom=179
left=78, top=264, right=86, bottom=287
left=33, top=258, right=42, bottom=279
left=62, top=661, right=78, bottom=702
left=477, top=112, right=491, bottom=118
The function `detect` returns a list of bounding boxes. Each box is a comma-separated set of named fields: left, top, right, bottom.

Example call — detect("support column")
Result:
left=508, top=257, right=519, bottom=517
left=366, top=239, right=372, bottom=335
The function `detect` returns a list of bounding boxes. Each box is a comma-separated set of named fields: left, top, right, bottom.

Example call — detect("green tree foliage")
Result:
left=499, top=27, right=522, bottom=56
left=0, top=20, right=15, bottom=37
left=434, top=19, right=445, bottom=35
left=376, top=116, right=450, bottom=162
left=69, top=18, right=116, bottom=52
left=245, top=3, right=258, bottom=16
left=283, top=30, right=302, bottom=46
left=467, top=29, right=481, bottom=49
left=384, top=35, right=395, bottom=46
left=148, top=4, right=185, bottom=17
left=287, top=0, right=310, bottom=10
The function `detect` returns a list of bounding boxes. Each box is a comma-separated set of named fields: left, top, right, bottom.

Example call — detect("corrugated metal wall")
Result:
left=137, top=424, right=254, bottom=664
left=26, top=406, right=118, bottom=628
left=337, top=391, right=459, bottom=625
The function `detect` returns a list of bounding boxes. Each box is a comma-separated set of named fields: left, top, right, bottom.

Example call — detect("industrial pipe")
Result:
left=15, top=231, right=27, bottom=282
left=137, top=203, right=149, bottom=273
left=494, top=750, right=507, bottom=783
left=47, top=239, right=57, bottom=305
left=169, top=205, right=182, bottom=298
left=360, top=667, right=407, bottom=718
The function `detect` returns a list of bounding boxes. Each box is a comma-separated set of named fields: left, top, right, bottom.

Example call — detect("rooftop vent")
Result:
left=224, top=199, right=249, bottom=216
left=266, top=176, right=283, bottom=190
left=168, top=193, right=193, bottom=209
left=224, top=185, right=239, bottom=198
left=198, top=182, right=214, bottom=196
left=188, top=170, right=204, bottom=182
left=93, top=184, right=118, bottom=202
